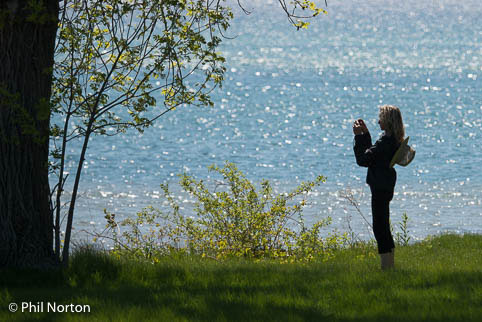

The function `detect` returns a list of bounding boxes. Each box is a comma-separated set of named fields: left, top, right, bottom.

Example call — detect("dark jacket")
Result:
left=353, top=132, right=400, bottom=191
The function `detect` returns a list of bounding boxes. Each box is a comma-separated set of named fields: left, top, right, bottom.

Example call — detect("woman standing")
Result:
left=353, top=105, right=405, bottom=270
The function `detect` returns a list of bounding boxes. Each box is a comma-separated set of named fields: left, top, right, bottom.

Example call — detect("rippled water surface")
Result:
left=57, top=0, right=482, bottom=241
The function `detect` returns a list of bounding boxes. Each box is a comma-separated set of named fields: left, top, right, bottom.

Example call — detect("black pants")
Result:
left=370, top=187, right=395, bottom=254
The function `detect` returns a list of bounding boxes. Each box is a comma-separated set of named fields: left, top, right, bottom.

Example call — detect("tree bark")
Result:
left=0, top=0, right=59, bottom=267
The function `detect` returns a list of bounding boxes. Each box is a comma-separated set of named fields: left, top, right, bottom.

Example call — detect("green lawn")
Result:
left=1, top=234, right=481, bottom=321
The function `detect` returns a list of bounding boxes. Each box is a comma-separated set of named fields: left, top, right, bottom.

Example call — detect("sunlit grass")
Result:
left=1, top=234, right=480, bottom=321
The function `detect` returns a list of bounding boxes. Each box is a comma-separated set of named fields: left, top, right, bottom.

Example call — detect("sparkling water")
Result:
left=58, top=0, right=481, bottom=241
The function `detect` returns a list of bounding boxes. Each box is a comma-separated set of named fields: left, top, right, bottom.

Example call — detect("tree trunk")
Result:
left=0, top=0, right=59, bottom=267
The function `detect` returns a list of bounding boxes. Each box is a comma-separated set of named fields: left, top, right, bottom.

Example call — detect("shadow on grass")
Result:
left=3, top=264, right=481, bottom=321
left=1, top=235, right=481, bottom=321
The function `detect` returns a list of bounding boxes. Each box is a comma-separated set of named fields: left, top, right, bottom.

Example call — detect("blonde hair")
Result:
left=379, top=105, right=405, bottom=143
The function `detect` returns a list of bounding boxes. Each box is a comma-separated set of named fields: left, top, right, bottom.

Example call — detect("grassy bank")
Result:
left=1, top=234, right=481, bottom=321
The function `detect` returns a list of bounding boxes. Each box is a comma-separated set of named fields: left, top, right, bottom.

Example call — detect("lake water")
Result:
left=58, top=0, right=481, bottom=242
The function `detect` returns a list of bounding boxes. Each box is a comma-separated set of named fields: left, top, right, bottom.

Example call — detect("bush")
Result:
left=100, top=162, right=346, bottom=263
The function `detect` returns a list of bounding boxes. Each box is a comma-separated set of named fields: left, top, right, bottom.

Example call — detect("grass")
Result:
left=1, top=234, right=481, bottom=321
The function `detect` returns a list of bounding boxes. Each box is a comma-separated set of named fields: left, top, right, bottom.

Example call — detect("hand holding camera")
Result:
left=353, top=119, right=368, bottom=135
